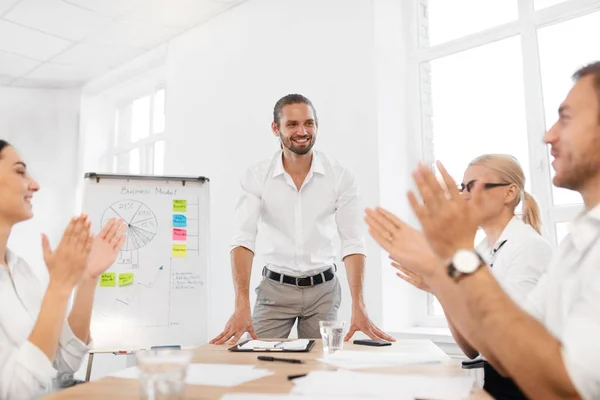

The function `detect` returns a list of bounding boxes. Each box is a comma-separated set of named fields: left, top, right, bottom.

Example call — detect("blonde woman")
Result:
left=395, top=154, right=553, bottom=400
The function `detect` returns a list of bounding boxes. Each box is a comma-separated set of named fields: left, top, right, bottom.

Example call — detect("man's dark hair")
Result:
left=0, top=140, right=9, bottom=158
left=273, top=94, right=318, bottom=128
left=573, top=61, right=600, bottom=121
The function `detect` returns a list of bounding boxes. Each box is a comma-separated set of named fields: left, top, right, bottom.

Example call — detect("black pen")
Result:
left=287, top=373, right=307, bottom=380
left=257, top=356, right=304, bottom=364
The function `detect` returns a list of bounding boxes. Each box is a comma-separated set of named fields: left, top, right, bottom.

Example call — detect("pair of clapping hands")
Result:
left=365, top=162, right=485, bottom=290
left=42, top=214, right=127, bottom=292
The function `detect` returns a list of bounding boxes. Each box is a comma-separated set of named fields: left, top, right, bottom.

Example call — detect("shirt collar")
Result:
left=478, top=216, right=523, bottom=255
left=271, top=150, right=325, bottom=178
left=5, top=248, right=17, bottom=275
left=569, top=203, right=600, bottom=253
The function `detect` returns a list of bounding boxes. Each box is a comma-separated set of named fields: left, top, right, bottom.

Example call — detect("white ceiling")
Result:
left=0, top=0, right=246, bottom=88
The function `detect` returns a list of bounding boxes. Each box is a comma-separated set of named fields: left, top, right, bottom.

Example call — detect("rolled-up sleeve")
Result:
left=53, top=322, right=89, bottom=374
left=335, top=168, right=366, bottom=258
left=230, top=168, right=262, bottom=253
left=0, top=340, right=57, bottom=399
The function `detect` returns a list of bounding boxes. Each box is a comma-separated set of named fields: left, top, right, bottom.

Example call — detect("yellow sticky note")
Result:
left=119, top=273, right=134, bottom=286
left=100, top=272, right=116, bottom=287
left=172, top=244, right=187, bottom=257
left=173, top=200, right=187, bottom=212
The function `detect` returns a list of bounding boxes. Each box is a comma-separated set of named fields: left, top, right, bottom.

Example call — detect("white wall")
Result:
left=164, top=0, right=383, bottom=338
left=0, top=87, right=81, bottom=282
left=77, top=0, right=437, bottom=379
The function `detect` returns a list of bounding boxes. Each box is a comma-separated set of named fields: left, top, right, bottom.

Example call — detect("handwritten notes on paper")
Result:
left=173, top=214, right=187, bottom=227
left=173, top=200, right=187, bottom=212
left=172, top=244, right=187, bottom=257
left=173, top=228, right=187, bottom=241
left=119, top=273, right=134, bottom=286
left=100, top=272, right=116, bottom=287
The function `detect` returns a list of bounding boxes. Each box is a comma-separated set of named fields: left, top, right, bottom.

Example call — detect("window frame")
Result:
left=414, top=0, right=597, bottom=324
left=107, top=86, right=166, bottom=175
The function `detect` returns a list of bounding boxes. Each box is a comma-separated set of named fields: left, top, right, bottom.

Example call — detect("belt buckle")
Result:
left=295, top=277, right=301, bottom=288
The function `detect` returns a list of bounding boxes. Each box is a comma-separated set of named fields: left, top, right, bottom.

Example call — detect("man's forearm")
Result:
left=459, top=268, right=579, bottom=398
left=445, top=312, right=479, bottom=359
left=430, top=274, right=503, bottom=368
left=231, top=246, right=254, bottom=309
left=68, top=276, right=99, bottom=344
left=431, top=267, right=579, bottom=399
left=343, top=254, right=365, bottom=309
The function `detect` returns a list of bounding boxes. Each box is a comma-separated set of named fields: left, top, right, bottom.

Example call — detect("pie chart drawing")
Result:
left=101, top=200, right=158, bottom=251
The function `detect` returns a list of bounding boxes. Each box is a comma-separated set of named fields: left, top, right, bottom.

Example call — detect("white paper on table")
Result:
left=109, top=363, right=274, bottom=387
left=290, top=370, right=473, bottom=400
left=318, top=350, right=449, bottom=369
left=238, top=339, right=310, bottom=351
left=220, top=395, right=373, bottom=400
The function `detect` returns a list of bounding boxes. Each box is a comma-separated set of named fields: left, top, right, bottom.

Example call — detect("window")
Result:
left=416, top=0, right=597, bottom=323
left=108, top=88, right=166, bottom=175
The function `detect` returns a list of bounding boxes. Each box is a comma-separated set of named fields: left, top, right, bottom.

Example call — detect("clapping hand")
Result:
left=42, top=215, right=93, bottom=292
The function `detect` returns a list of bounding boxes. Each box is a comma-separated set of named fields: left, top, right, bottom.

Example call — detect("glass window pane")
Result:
left=535, top=0, right=568, bottom=9
left=129, top=148, right=140, bottom=174
left=555, top=222, right=570, bottom=244
left=153, top=141, right=165, bottom=175
left=153, top=89, right=165, bottom=133
left=538, top=11, right=599, bottom=205
left=422, top=0, right=518, bottom=47
left=131, top=95, right=151, bottom=143
left=116, top=104, right=132, bottom=146
left=424, top=36, right=530, bottom=190
left=116, top=153, right=129, bottom=173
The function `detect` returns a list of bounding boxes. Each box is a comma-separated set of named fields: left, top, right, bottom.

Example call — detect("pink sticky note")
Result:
left=173, top=228, right=187, bottom=241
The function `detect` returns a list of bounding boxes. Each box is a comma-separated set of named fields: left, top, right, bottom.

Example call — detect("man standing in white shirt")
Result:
left=211, top=94, right=394, bottom=344
left=366, top=61, right=600, bottom=399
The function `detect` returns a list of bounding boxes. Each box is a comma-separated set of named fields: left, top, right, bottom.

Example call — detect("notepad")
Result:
left=238, top=339, right=310, bottom=351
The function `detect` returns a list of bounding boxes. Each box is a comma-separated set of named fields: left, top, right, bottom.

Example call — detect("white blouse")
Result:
left=476, top=216, right=553, bottom=306
left=0, top=249, right=89, bottom=400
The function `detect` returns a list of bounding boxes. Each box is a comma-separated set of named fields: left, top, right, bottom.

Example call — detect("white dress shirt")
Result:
left=476, top=216, right=553, bottom=305
left=231, top=150, right=366, bottom=276
left=0, top=249, right=89, bottom=400
left=525, top=204, right=600, bottom=400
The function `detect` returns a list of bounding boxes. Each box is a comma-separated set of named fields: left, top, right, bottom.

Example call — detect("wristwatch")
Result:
left=447, top=249, right=485, bottom=282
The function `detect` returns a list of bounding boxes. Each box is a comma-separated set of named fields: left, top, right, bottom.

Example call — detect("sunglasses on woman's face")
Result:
left=457, top=180, right=511, bottom=193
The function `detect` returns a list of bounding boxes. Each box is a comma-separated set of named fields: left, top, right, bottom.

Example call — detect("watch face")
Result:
left=453, top=250, right=481, bottom=274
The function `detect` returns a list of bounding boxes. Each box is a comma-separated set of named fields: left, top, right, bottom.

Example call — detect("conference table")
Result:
left=46, top=340, right=492, bottom=399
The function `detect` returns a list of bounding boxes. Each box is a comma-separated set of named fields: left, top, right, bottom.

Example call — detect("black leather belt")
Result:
left=263, top=266, right=336, bottom=287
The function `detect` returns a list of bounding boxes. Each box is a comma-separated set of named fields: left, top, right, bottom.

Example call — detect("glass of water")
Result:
left=319, top=320, right=346, bottom=356
left=136, top=349, right=193, bottom=400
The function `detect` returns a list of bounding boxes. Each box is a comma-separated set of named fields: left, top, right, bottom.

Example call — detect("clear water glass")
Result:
left=319, top=320, right=346, bottom=356
left=136, top=349, right=193, bottom=400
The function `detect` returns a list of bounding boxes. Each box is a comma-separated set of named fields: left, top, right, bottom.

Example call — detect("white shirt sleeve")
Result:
left=230, top=168, right=262, bottom=253
left=335, top=168, right=366, bottom=259
left=501, top=239, right=553, bottom=306
left=560, top=270, right=600, bottom=400
left=53, top=322, right=89, bottom=374
left=0, top=340, right=57, bottom=399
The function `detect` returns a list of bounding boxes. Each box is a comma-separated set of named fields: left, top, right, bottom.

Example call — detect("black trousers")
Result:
left=483, top=362, right=528, bottom=400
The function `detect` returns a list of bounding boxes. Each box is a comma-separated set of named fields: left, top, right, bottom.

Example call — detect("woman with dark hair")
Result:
left=0, top=140, right=126, bottom=399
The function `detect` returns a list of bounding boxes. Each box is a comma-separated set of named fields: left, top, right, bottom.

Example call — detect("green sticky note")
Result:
left=119, top=273, right=134, bottom=287
left=100, top=272, right=116, bottom=287
left=173, top=200, right=187, bottom=212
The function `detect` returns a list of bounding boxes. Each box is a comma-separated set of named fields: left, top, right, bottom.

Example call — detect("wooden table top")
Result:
left=46, top=339, right=492, bottom=399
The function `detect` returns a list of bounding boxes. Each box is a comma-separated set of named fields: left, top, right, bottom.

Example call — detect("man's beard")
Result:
left=281, top=136, right=315, bottom=155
